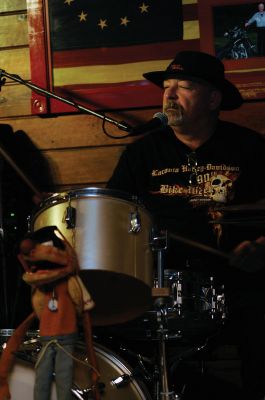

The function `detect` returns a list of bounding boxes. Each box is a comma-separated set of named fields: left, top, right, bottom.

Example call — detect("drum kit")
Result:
left=1, top=187, right=265, bottom=399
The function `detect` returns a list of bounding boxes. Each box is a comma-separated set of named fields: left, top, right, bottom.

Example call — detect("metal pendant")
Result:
left=48, top=288, right=58, bottom=311
left=48, top=297, right=58, bottom=312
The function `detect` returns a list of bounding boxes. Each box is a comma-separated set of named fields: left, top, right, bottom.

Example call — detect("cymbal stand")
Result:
left=157, top=325, right=176, bottom=400
left=152, top=232, right=178, bottom=400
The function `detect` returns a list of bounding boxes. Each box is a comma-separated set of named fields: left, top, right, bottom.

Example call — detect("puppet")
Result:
left=0, top=226, right=100, bottom=400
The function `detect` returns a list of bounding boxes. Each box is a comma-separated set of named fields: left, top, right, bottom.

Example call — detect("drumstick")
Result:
left=169, top=232, right=230, bottom=259
left=0, top=145, right=42, bottom=197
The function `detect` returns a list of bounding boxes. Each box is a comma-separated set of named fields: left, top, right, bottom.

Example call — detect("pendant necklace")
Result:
left=48, top=288, right=58, bottom=312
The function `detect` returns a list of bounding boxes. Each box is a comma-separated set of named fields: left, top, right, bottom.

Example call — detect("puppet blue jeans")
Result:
left=34, top=333, right=77, bottom=400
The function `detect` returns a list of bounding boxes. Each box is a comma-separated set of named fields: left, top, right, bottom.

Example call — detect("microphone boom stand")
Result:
left=0, top=69, right=131, bottom=132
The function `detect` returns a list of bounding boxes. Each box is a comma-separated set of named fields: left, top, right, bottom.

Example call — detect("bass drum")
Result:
left=8, top=341, right=151, bottom=400
left=31, top=188, right=154, bottom=326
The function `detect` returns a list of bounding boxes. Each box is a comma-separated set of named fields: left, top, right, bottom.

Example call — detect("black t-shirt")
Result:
left=108, top=119, right=265, bottom=273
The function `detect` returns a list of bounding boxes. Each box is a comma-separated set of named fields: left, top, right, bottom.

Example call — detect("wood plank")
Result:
left=2, top=109, right=159, bottom=149
left=42, top=146, right=125, bottom=186
left=0, top=14, right=28, bottom=47
left=1, top=47, right=30, bottom=79
left=0, top=84, right=31, bottom=117
left=0, top=0, right=26, bottom=13
left=2, top=102, right=264, bottom=152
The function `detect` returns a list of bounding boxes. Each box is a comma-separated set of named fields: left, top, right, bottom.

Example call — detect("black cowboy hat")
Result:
left=143, top=51, right=243, bottom=110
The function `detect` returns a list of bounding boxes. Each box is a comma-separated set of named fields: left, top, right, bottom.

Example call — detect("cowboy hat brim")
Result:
left=143, top=70, right=243, bottom=111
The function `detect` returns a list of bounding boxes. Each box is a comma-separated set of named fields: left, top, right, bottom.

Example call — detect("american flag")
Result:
left=30, top=0, right=200, bottom=113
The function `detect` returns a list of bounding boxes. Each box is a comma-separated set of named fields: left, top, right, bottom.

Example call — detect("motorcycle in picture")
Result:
left=217, top=25, right=256, bottom=60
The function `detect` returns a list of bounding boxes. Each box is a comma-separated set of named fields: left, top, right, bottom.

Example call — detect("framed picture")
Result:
left=199, top=0, right=265, bottom=100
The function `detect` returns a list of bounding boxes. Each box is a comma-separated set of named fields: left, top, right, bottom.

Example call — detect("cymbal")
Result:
left=217, top=199, right=265, bottom=212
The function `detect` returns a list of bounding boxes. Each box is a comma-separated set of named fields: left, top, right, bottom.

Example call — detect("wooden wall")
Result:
left=0, top=0, right=264, bottom=194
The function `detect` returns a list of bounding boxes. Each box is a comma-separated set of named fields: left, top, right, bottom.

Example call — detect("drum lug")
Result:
left=65, top=205, right=76, bottom=229
left=128, top=210, right=141, bottom=233
left=110, top=373, right=131, bottom=388
left=27, top=215, right=31, bottom=232
left=71, top=382, right=105, bottom=399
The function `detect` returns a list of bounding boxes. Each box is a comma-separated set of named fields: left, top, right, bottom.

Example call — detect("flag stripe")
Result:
left=183, top=3, right=198, bottom=20
left=183, top=21, right=200, bottom=40
left=228, top=68, right=265, bottom=74
left=53, top=59, right=173, bottom=86
left=183, top=0, right=198, bottom=4
left=49, top=82, right=164, bottom=113
left=53, top=39, right=200, bottom=87
left=52, top=41, right=182, bottom=68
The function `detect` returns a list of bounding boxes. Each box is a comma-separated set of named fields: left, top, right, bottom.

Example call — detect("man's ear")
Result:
left=209, top=89, right=222, bottom=110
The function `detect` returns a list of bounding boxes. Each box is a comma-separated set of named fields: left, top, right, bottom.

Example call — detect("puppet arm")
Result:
left=0, top=312, right=36, bottom=400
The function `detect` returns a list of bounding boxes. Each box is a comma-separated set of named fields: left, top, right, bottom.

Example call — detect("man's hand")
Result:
left=230, top=236, right=265, bottom=272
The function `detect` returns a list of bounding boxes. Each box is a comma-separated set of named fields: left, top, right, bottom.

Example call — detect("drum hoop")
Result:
left=0, top=329, right=39, bottom=338
left=40, top=187, right=145, bottom=208
left=31, top=187, right=153, bottom=227
left=76, top=341, right=132, bottom=373
left=0, top=329, right=14, bottom=337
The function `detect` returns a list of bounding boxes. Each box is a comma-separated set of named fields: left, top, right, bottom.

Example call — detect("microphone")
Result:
left=129, top=112, right=168, bottom=136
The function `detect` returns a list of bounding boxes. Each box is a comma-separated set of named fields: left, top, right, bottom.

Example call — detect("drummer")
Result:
left=107, top=51, right=265, bottom=400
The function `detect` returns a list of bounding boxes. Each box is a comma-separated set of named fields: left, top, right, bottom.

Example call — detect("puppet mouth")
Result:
left=28, top=260, right=66, bottom=272
left=23, top=261, right=71, bottom=285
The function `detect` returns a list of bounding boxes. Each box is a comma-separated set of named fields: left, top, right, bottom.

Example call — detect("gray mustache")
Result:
left=165, top=102, right=181, bottom=111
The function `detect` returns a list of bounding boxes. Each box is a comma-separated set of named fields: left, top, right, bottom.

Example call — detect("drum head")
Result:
left=6, top=340, right=151, bottom=400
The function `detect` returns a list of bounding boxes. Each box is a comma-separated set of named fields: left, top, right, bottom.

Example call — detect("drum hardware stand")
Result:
left=151, top=231, right=181, bottom=399
left=151, top=230, right=168, bottom=289
left=0, top=216, right=9, bottom=327
left=0, top=157, right=11, bottom=327
left=168, top=340, right=210, bottom=399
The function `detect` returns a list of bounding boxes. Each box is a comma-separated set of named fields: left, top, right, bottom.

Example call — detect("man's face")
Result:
left=258, top=3, right=264, bottom=12
left=162, top=79, right=220, bottom=128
